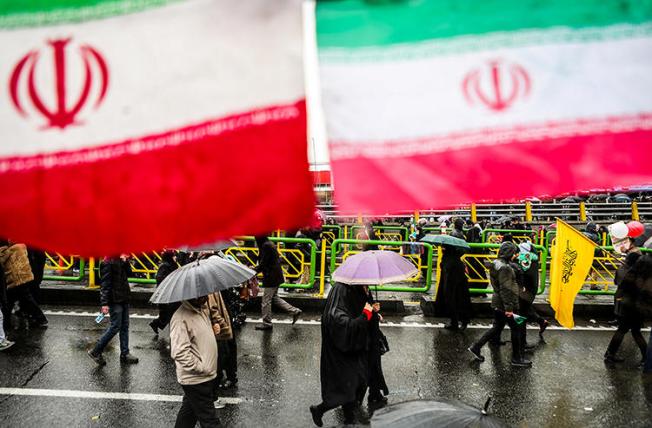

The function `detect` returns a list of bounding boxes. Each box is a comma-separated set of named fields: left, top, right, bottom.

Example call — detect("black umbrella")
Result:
left=150, top=256, right=255, bottom=304
left=371, top=398, right=508, bottom=428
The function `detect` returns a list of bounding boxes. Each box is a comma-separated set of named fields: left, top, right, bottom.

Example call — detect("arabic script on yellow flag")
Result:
left=549, top=219, right=597, bottom=329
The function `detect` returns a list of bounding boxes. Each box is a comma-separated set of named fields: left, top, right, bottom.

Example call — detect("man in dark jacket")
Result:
left=310, top=282, right=374, bottom=426
left=149, top=250, right=180, bottom=335
left=254, top=236, right=301, bottom=331
left=88, top=255, right=138, bottom=365
left=450, top=218, right=466, bottom=240
left=468, top=241, right=531, bottom=367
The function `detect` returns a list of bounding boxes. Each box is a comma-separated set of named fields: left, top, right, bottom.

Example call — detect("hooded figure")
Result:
left=436, top=244, right=472, bottom=330
left=583, top=222, right=601, bottom=244
left=310, top=282, right=372, bottom=426
left=468, top=241, right=531, bottom=367
left=450, top=218, right=466, bottom=240
left=150, top=250, right=180, bottom=335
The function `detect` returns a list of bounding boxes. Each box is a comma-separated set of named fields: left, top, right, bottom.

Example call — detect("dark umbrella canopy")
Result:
left=178, top=239, right=237, bottom=252
left=420, top=234, right=470, bottom=250
left=150, top=256, right=255, bottom=304
left=371, top=399, right=508, bottom=428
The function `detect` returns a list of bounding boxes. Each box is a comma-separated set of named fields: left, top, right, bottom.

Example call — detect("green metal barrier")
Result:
left=329, top=239, right=433, bottom=293
left=225, top=236, right=317, bottom=290
left=463, top=243, right=548, bottom=295
left=348, top=225, right=409, bottom=242
left=43, top=254, right=86, bottom=282
left=481, top=229, right=538, bottom=244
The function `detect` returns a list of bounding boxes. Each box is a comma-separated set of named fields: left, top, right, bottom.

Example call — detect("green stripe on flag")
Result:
left=317, top=0, right=652, bottom=49
left=0, top=0, right=178, bottom=28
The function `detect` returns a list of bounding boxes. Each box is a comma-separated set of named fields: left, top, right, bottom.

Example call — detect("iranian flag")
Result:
left=317, top=0, right=652, bottom=213
left=0, top=0, right=313, bottom=256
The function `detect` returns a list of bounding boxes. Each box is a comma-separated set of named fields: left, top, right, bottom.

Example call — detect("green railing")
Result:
left=481, top=228, right=539, bottom=244
left=329, top=239, right=433, bottom=293
left=225, top=236, right=317, bottom=290
left=43, top=257, right=86, bottom=282
left=348, top=225, right=409, bottom=241
left=464, top=243, right=548, bottom=295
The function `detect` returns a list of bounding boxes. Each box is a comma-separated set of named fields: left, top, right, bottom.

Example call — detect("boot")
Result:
left=309, top=405, right=324, bottom=427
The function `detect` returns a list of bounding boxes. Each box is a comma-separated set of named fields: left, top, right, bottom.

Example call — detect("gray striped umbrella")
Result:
left=150, top=256, right=255, bottom=304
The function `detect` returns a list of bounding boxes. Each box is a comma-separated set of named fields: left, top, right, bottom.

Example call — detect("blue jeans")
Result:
left=644, top=329, right=652, bottom=373
left=93, top=303, right=130, bottom=356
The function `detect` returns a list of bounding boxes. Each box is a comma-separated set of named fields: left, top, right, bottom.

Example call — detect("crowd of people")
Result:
left=2, top=216, right=652, bottom=426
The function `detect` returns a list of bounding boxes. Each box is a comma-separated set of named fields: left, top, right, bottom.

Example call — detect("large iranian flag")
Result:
left=317, top=0, right=652, bottom=213
left=0, top=0, right=313, bottom=256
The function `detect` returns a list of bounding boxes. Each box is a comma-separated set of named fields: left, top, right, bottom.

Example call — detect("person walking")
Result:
left=310, top=282, right=374, bottom=427
left=0, top=267, right=14, bottom=351
left=254, top=236, right=301, bottom=331
left=515, top=242, right=548, bottom=347
left=361, top=287, right=388, bottom=407
left=170, top=296, right=222, bottom=428
left=150, top=250, right=180, bottom=335
left=0, top=241, right=48, bottom=329
left=604, top=252, right=648, bottom=365
left=468, top=241, right=531, bottom=367
left=207, top=290, right=235, bottom=391
left=437, top=244, right=472, bottom=331
left=88, top=255, right=138, bottom=365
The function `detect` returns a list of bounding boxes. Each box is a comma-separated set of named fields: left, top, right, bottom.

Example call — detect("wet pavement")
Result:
left=1, top=307, right=651, bottom=427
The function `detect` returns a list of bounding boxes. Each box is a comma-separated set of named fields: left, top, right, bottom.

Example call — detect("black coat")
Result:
left=620, top=255, right=652, bottom=319
left=516, top=259, right=539, bottom=304
left=435, top=248, right=472, bottom=321
left=490, top=243, right=520, bottom=312
left=257, top=241, right=285, bottom=288
left=156, top=260, right=177, bottom=286
left=27, top=249, right=46, bottom=285
left=320, top=283, right=369, bottom=407
left=365, top=293, right=388, bottom=396
left=99, top=258, right=132, bottom=305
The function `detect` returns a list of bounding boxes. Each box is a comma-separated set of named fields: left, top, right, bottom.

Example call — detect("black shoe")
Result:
left=88, top=350, right=106, bottom=366
left=444, top=323, right=459, bottom=330
left=539, top=320, right=549, bottom=337
left=511, top=359, right=532, bottom=367
left=149, top=321, right=159, bottom=336
left=488, top=340, right=506, bottom=347
left=120, top=353, right=139, bottom=364
left=255, top=324, right=273, bottom=331
left=604, top=354, right=624, bottom=363
left=468, top=347, right=485, bottom=362
left=309, top=405, right=323, bottom=427
left=292, top=310, right=302, bottom=325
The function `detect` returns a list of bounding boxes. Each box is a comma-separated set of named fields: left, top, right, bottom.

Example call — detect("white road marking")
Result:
left=43, top=310, right=650, bottom=332
left=0, top=387, right=242, bottom=405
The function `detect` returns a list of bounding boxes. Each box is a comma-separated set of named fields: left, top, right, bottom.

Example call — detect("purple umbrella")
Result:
left=332, top=250, right=419, bottom=285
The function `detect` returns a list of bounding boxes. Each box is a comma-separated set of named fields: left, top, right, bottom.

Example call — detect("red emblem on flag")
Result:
left=9, top=38, right=109, bottom=129
left=462, top=59, right=530, bottom=112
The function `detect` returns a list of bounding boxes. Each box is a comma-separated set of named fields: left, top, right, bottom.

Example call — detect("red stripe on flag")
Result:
left=0, top=101, right=314, bottom=256
left=330, top=129, right=652, bottom=213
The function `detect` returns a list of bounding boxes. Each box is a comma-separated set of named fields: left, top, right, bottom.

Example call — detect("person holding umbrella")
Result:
left=150, top=256, right=256, bottom=428
left=310, top=281, right=375, bottom=426
left=311, top=250, right=417, bottom=426
left=149, top=249, right=180, bottom=335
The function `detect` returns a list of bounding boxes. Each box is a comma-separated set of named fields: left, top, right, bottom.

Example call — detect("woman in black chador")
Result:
left=437, top=245, right=472, bottom=330
left=360, top=287, right=389, bottom=407
left=310, top=282, right=374, bottom=426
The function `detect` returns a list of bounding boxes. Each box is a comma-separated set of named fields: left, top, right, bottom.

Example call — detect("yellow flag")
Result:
left=549, top=219, right=597, bottom=329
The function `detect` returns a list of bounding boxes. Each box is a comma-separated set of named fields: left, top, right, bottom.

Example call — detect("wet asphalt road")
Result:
left=1, top=307, right=651, bottom=428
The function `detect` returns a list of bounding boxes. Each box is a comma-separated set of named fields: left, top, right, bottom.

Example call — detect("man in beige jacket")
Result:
left=170, top=296, right=221, bottom=428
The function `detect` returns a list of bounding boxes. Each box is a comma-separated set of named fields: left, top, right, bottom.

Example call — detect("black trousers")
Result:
left=6, top=285, right=47, bottom=327
left=152, top=302, right=180, bottom=330
left=472, top=310, right=523, bottom=361
left=175, top=379, right=221, bottom=428
left=519, top=299, right=545, bottom=346
left=606, top=315, right=648, bottom=358
left=217, top=338, right=237, bottom=382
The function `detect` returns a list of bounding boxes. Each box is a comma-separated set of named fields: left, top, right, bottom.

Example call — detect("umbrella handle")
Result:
left=482, top=397, right=492, bottom=415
